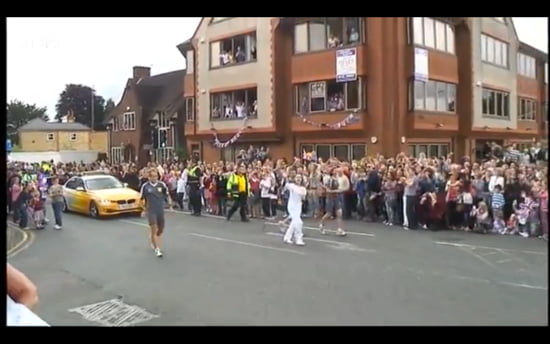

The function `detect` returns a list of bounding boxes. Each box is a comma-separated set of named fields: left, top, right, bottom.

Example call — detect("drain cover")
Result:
left=69, top=298, right=158, bottom=326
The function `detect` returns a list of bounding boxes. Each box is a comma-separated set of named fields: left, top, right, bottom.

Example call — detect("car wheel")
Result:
left=63, top=198, right=69, bottom=213
left=89, top=201, right=100, bottom=218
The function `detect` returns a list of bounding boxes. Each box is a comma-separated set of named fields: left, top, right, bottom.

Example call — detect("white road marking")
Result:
left=458, top=246, right=498, bottom=269
left=496, top=258, right=513, bottom=264
left=434, top=241, right=547, bottom=256
left=404, top=267, right=547, bottom=292
left=497, top=281, right=548, bottom=291
left=479, top=251, right=498, bottom=256
left=264, top=222, right=375, bottom=237
left=188, top=233, right=306, bottom=256
left=120, top=219, right=149, bottom=228
left=265, top=232, right=374, bottom=253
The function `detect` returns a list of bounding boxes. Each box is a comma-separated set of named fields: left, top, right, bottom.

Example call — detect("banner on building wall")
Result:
left=336, top=48, right=357, bottom=82
left=414, top=47, right=429, bottom=82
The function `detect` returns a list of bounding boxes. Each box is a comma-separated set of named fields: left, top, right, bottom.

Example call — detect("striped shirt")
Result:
left=491, top=192, right=505, bottom=210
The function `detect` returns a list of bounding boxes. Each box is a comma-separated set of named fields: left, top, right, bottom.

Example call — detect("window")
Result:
left=481, top=34, right=508, bottom=68
left=122, top=112, right=135, bottom=130
left=46, top=133, right=54, bottom=141
left=210, top=88, right=258, bottom=120
left=111, top=147, right=123, bottom=164
left=351, top=144, right=366, bottom=160
left=185, top=97, right=195, bottom=121
left=70, top=133, right=77, bottom=141
left=518, top=98, right=536, bottom=121
left=411, top=17, right=455, bottom=54
left=295, top=79, right=363, bottom=114
left=210, top=32, right=257, bottom=68
left=300, top=143, right=366, bottom=162
left=410, top=79, right=456, bottom=113
left=408, top=144, right=449, bottom=158
left=482, top=88, right=510, bottom=118
left=333, top=144, right=349, bottom=161
left=293, top=17, right=363, bottom=53
left=517, top=53, right=536, bottom=78
left=316, top=144, right=331, bottom=161
left=113, top=115, right=120, bottom=132
left=158, top=112, right=170, bottom=128
left=186, top=51, right=194, bottom=74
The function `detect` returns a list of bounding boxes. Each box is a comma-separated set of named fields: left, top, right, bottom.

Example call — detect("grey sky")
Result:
left=7, top=17, right=548, bottom=120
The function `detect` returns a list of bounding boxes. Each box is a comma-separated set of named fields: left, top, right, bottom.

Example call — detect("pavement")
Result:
left=7, top=210, right=548, bottom=326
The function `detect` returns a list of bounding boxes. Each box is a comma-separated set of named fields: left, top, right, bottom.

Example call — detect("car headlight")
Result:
left=99, top=199, right=111, bottom=205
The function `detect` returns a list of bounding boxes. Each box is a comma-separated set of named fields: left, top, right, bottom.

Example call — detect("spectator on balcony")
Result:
left=235, top=101, right=246, bottom=118
left=348, top=27, right=359, bottom=44
left=235, top=46, right=246, bottom=63
left=220, top=51, right=231, bottom=66
left=328, top=34, right=340, bottom=48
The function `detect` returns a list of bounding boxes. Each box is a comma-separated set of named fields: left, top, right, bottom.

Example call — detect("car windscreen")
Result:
left=85, top=177, right=123, bottom=190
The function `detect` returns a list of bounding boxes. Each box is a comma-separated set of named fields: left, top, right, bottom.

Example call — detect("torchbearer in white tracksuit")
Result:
left=283, top=174, right=307, bottom=246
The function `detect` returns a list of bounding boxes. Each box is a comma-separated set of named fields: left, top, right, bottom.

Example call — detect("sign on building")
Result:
left=336, top=48, right=357, bottom=83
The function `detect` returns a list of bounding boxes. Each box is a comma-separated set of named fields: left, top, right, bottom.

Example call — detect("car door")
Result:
left=63, top=178, right=77, bottom=211
left=72, top=178, right=89, bottom=213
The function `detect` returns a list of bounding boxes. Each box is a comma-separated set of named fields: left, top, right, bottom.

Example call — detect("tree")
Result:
left=7, top=100, right=49, bottom=144
left=55, top=84, right=107, bottom=130
left=104, top=98, right=116, bottom=117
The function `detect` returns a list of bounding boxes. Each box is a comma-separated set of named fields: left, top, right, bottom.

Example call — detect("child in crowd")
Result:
left=472, top=201, right=491, bottom=234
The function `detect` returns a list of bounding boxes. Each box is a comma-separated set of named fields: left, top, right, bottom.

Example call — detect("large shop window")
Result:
left=481, top=34, right=508, bottom=68
left=295, top=79, right=363, bottom=114
left=411, top=17, right=455, bottom=54
left=410, top=79, right=456, bottom=112
left=517, top=53, right=536, bottom=79
left=211, top=88, right=258, bottom=120
left=482, top=88, right=510, bottom=119
left=300, top=143, right=367, bottom=162
left=518, top=98, right=536, bottom=121
left=210, top=32, right=257, bottom=68
left=408, top=144, right=449, bottom=159
left=294, top=17, right=362, bottom=54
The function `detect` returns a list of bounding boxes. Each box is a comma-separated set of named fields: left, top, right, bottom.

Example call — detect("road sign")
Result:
left=6, top=139, right=12, bottom=152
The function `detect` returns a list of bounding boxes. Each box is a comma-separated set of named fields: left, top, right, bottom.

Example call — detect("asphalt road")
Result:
left=8, top=210, right=548, bottom=326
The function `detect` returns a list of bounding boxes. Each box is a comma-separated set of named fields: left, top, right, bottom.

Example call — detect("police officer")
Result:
left=226, top=164, right=250, bottom=222
left=187, top=159, right=202, bottom=216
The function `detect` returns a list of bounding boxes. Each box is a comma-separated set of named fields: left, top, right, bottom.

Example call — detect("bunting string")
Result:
left=211, top=116, right=249, bottom=148
left=298, top=107, right=360, bottom=129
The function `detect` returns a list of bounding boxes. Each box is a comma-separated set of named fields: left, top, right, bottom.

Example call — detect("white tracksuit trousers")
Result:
left=284, top=202, right=303, bottom=243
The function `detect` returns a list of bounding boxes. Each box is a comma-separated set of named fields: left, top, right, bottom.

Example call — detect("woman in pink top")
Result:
left=539, top=181, right=548, bottom=241
left=10, top=176, right=22, bottom=223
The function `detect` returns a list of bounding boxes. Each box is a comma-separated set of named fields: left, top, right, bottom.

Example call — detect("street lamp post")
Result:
left=149, top=114, right=159, bottom=163
left=105, top=120, right=113, bottom=164
left=91, top=86, right=95, bottom=131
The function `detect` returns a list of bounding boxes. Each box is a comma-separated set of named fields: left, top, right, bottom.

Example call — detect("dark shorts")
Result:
left=147, top=211, right=165, bottom=232
left=326, top=194, right=343, bottom=213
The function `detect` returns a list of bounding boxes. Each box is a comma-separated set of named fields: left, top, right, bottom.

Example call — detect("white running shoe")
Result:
left=54, top=225, right=62, bottom=230
left=155, top=248, right=163, bottom=257
left=336, top=228, right=347, bottom=236
left=319, top=224, right=326, bottom=235
left=283, top=238, right=293, bottom=245
left=295, top=240, right=305, bottom=246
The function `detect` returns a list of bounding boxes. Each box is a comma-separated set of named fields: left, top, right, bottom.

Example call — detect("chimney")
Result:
left=133, top=66, right=151, bottom=80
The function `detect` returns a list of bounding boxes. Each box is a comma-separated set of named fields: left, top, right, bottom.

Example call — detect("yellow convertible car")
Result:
left=62, top=173, right=143, bottom=218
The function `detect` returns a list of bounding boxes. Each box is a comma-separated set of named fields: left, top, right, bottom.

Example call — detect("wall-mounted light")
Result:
left=483, top=125, right=489, bottom=129
left=401, top=136, right=406, bottom=144
left=200, top=38, right=205, bottom=44
left=370, top=136, right=378, bottom=144
left=126, top=106, right=130, bottom=111
left=436, top=123, right=444, bottom=128
left=201, top=89, right=206, bottom=94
